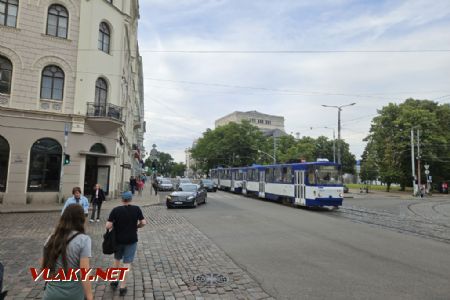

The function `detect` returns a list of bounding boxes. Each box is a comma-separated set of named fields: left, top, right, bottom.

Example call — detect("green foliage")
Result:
left=191, top=121, right=356, bottom=174
left=362, top=99, right=450, bottom=189
left=170, top=162, right=186, bottom=177
left=144, top=151, right=186, bottom=177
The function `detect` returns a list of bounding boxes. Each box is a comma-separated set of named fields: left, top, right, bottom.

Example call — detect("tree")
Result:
left=191, top=121, right=266, bottom=172
left=362, top=99, right=450, bottom=191
left=170, top=162, right=186, bottom=177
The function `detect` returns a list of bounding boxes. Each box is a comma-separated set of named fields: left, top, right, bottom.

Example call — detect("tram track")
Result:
left=335, top=206, right=450, bottom=244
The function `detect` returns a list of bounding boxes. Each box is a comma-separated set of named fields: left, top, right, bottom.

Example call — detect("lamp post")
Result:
left=258, top=149, right=276, bottom=164
left=321, top=103, right=356, bottom=165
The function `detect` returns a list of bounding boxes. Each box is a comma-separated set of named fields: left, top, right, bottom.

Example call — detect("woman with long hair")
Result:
left=42, top=204, right=93, bottom=300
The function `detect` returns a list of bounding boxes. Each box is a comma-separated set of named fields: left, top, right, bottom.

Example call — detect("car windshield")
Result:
left=180, top=184, right=197, bottom=192
left=312, top=165, right=342, bottom=185
left=161, top=179, right=171, bottom=184
left=202, top=180, right=213, bottom=184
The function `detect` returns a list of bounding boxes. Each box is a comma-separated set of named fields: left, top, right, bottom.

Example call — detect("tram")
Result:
left=210, top=161, right=343, bottom=208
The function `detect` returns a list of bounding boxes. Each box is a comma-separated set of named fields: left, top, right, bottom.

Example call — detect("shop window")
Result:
left=27, top=138, right=62, bottom=191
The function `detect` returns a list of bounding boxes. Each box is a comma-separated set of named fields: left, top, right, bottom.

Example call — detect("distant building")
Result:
left=215, top=111, right=286, bottom=136
left=185, top=140, right=198, bottom=178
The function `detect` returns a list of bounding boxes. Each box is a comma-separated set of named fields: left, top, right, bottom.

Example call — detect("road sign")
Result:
left=425, top=170, right=430, bottom=175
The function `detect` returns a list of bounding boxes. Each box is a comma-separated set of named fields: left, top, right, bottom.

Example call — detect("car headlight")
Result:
left=167, top=196, right=172, bottom=200
left=188, top=196, right=194, bottom=200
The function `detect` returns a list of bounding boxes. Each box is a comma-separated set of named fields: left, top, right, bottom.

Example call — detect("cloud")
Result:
left=139, top=0, right=450, bottom=162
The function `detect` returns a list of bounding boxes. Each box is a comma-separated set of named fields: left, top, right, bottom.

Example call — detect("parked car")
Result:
left=166, top=183, right=207, bottom=208
left=343, top=185, right=349, bottom=193
left=158, top=178, right=174, bottom=191
left=200, top=179, right=217, bottom=192
left=176, top=177, right=192, bottom=189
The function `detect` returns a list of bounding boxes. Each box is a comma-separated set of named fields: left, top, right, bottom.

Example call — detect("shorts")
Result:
left=114, top=242, right=137, bottom=263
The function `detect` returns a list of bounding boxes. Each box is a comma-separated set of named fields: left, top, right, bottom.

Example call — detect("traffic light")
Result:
left=64, top=153, right=71, bottom=165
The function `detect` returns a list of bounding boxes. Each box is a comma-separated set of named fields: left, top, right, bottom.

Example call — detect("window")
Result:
left=274, top=168, right=282, bottom=182
left=282, top=167, right=292, bottom=183
left=98, top=22, right=110, bottom=53
left=28, top=138, right=62, bottom=191
left=258, top=119, right=264, bottom=124
left=41, top=65, right=64, bottom=100
left=95, top=78, right=107, bottom=106
left=0, top=0, right=18, bottom=27
left=0, top=135, right=9, bottom=192
left=46, top=4, right=68, bottom=38
left=265, top=168, right=273, bottom=182
left=0, top=55, right=12, bottom=94
left=90, top=143, right=106, bottom=153
left=265, top=120, right=271, bottom=125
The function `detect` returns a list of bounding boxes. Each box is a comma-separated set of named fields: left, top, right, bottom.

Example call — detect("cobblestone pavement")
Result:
left=331, top=198, right=450, bottom=244
left=0, top=205, right=274, bottom=300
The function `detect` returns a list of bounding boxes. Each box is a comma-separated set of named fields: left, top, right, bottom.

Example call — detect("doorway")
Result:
left=84, top=156, right=110, bottom=195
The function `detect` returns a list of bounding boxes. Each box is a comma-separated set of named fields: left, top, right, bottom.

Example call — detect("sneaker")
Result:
left=110, top=281, right=118, bottom=289
left=89, top=219, right=94, bottom=223
left=96, top=219, right=100, bottom=222
left=119, top=287, right=127, bottom=296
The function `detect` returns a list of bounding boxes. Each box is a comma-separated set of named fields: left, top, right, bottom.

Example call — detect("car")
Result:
left=343, top=185, right=349, bottom=193
left=158, top=178, right=174, bottom=191
left=200, top=179, right=217, bottom=192
left=176, top=177, right=192, bottom=189
left=166, top=183, right=207, bottom=208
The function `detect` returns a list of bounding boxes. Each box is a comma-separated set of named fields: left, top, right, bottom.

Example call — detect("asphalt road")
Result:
left=171, top=191, right=450, bottom=300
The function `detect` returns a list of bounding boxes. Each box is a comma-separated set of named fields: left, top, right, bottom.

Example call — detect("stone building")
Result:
left=0, top=0, right=144, bottom=205
left=215, top=110, right=285, bottom=136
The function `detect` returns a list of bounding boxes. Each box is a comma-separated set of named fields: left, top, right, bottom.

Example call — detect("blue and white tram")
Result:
left=212, top=161, right=344, bottom=208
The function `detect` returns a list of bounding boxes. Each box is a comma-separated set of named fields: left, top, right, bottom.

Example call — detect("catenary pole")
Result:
left=411, top=128, right=416, bottom=196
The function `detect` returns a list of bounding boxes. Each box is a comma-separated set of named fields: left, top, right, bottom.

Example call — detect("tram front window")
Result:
left=314, top=165, right=342, bottom=185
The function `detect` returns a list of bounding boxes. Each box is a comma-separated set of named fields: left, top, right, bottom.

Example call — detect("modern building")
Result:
left=0, top=0, right=144, bottom=205
left=215, top=110, right=286, bottom=136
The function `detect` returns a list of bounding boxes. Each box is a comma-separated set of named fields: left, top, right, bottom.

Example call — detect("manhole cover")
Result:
left=193, top=273, right=229, bottom=286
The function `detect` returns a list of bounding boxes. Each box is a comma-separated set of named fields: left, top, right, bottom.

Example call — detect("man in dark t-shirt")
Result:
left=106, top=191, right=146, bottom=296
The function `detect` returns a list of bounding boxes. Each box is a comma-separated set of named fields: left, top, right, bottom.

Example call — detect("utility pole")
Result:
left=332, top=128, right=336, bottom=163
left=58, top=123, right=69, bottom=204
left=272, top=134, right=277, bottom=164
left=411, top=128, right=416, bottom=196
left=417, top=129, right=421, bottom=195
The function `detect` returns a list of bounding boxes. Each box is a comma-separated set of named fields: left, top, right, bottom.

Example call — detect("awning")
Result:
left=79, top=151, right=118, bottom=158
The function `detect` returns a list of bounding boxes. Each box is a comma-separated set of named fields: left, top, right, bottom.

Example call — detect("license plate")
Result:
left=174, top=202, right=183, bottom=204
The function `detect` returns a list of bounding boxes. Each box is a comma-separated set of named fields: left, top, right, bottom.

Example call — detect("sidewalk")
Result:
left=0, top=185, right=162, bottom=214
left=347, top=188, right=450, bottom=200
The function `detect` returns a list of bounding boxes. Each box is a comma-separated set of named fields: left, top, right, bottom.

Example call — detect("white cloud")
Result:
left=139, top=0, right=450, bottom=162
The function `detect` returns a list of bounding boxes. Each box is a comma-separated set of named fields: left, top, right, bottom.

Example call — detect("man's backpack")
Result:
left=102, top=229, right=117, bottom=255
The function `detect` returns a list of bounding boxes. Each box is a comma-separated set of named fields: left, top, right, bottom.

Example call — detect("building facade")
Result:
left=215, top=111, right=285, bottom=135
left=0, top=0, right=144, bottom=205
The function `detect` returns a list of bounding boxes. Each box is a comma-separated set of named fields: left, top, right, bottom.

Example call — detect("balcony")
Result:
left=86, top=102, right=124, bottom=133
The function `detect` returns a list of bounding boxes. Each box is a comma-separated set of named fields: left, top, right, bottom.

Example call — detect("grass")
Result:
left=346, top=183, right=413, bottom=193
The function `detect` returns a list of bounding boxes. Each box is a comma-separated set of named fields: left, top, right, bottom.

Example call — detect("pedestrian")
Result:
left=62, top=187, right=89, bottom=217
left=106, top=191, right=147, bottom=296
left=152, top=177, right=158, bottom=196
left=90, top=183, right=105, bottom=223
left=420, top=185, right=425, bottom=198
left=129, top=176, right=137, bottom=195
left=42, top=205, right=93, bottom=300
left=136, top=178, right=144, bottom=197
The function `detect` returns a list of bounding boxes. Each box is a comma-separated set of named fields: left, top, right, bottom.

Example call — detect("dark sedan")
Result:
left=166, top=184, right=207, bottom=209
left=200, top=179, right=217, bottom=192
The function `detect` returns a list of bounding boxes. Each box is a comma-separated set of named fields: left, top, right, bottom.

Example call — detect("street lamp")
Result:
left=321, top=103, right=356, bottom=165
left=258, top=149, right=276, bottom=164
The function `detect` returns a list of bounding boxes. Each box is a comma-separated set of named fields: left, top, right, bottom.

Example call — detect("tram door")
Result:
left=258, top=170, right=265, bottom=198
left=231, top=171, right=235, bottom=192
left=294, top=170, right=306, bottom=205
left=242, top=172, right=247, bottom=195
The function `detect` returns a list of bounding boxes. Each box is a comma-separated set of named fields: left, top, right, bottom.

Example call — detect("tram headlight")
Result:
left=339, top=193, right=343, bottom=198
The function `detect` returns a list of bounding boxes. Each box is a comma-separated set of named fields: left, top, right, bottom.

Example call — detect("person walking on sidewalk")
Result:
left=62, top=187, right=89, bottom=217
left=42, top=205, right=93, bottom=300
left=129, top=176, right=137, bottom=195
left=90, top=184, right=105, bottom=222
left=152, top=177, right=159, bottom=196
left=106, top=191, right=147, bottom=296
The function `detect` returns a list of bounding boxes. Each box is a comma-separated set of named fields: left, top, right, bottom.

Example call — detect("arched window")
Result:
left=28, top=138, right=62, bottom=191
left=90, top=143, right=106, bottom=153
left=0, top=0, right=18, bottom=27
left=0, top=135, right=9, bottom=192
left=46, top=4, right=68, bottom=38
left=41, top=65, right=64, bottom=100
left=98, top=22, right=110, bottom=53
left=0, top=55, right=12, bottom=94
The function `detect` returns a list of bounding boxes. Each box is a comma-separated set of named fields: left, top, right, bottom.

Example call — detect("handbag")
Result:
left=102, top=229, right=117, bottom=255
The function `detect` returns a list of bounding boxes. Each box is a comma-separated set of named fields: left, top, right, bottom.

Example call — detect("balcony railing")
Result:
left=86, top=102, right=123, bottom=122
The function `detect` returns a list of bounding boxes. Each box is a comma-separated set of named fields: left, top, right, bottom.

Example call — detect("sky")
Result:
left=138, top=0, right=450, bottom=163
